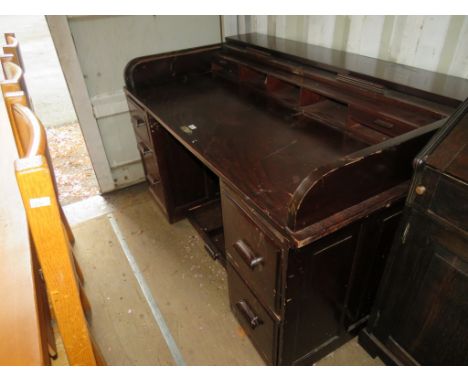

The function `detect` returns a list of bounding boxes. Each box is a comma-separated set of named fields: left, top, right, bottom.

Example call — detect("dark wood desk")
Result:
left=123, top=33, right=467, bottom=365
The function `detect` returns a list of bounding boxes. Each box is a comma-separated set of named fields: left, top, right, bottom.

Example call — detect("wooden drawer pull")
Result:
left=236, top=300, right=263, bottom=329
left=233, top=239, right=264, bottom=269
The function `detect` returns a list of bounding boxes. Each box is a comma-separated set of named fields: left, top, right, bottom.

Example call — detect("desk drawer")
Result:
left=222, top=193, right=281, bottom=313
left=227, top=263, right=277, bottom=365
left=127, top=97, right=151, bottom=146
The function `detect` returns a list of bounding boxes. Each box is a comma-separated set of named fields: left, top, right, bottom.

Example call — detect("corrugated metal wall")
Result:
left=226, top=16, right=468, bottom=79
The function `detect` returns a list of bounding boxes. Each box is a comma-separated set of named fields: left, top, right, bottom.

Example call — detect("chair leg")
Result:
left=32, top=247, right=58, bottom=363
left=79, top=284, right=92, bottom=319
left=91, top=336, right=107, bottom=366
left=59, top=204, right=75, bottom=245
left=72, top=249, right=85, bottom=286
left=43, top=297, right=58, bottom=360
left=16, top=158, right=98, bottom=365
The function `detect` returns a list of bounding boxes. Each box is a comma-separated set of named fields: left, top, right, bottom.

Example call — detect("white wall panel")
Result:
left=56, top=15, right=221, bottom=189
left=448, top=17, right=468, bottom=78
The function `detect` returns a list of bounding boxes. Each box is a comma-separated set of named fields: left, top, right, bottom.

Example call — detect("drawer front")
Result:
left=127, top=97, right=151, bottom=146
left=136, top=138, right=166, bottom=213
left=227, top=263, right=277, bottom=365
left=222, top=193, right=281, bottom=313
left=349, top=107, right=413, bottom=137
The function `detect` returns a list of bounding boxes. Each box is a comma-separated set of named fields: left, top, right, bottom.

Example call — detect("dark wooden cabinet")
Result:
left=359, top=98, right=468, bottom=366
left=123, top=33, right=467, bottom=365
left=280, top=199, right=403, bottom=364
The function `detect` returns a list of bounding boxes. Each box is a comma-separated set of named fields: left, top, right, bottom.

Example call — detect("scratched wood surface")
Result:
left=136, top=77, right=367, bottom=229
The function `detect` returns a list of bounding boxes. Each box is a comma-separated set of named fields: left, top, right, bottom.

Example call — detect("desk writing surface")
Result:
left=137, top=75, right=366, bottom=227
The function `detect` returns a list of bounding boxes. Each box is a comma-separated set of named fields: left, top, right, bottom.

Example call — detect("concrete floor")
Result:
left=56, top=184, right=384, bottom=366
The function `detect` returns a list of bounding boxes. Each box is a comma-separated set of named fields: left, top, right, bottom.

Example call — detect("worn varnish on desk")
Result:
left=123, top=33, right=467, bottom=365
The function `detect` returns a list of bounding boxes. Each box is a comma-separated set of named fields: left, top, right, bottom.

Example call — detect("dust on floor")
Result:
left=52, top=184, right=383, bottom=366
left=47, top=122, right=100, bottom=205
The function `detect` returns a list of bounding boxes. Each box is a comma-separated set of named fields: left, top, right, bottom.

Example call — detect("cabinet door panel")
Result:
left=281, top=226, right=358, bottom=364
left=344, top=205, right=403, bottom=327
left=375, top=211, right=468, bottom=365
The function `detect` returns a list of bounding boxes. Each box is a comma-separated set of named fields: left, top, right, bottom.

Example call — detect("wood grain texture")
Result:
left=0, top=61, right=23, bottom=93
left=10, top=102, right=102, bottom=365
left=125, top=39, right=452, bottom=240
left=0, top=68, right=45, bottom=365
left=360, top=98, right=468, bottom=365
left=123, top=36, right=461, bottom=365
left=10, top=104, right=75, bottom=244
left=1, top=33, right=29, bottom=101
left=3, top=33, right=23, bottom=67
left=15, top=155, right=97, bottom=366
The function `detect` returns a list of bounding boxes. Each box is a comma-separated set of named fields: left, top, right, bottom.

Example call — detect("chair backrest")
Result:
left=3, top=33, right=23, bottom=67
left=11, top=103, right=46, bottom=158
left=1, top=61, right=24, bottom=94
left=0, top=52, right=14, bottom=69
left=6, top=91, right=74, bottom=245
left=3, top=91, right=28, bottom=156
left=2, top=33, right=31, bottom=105
left=11, top=103, right=61, bottom=194
left=12, top=104, right=99, bottom=366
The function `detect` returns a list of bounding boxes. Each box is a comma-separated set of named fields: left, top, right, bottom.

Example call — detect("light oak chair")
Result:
left=1, top=61, right=73, bottom=244
left=2, top=33, right=30, bottom=100
left=6, top=92, right=86, bottom=308
left=1, top=61, right=25, bottom=95
left=0, top=52, right=14, bottom=66
left=13, top=103, right=104, bottom=366
left=3, top=33, right=24, bottom=67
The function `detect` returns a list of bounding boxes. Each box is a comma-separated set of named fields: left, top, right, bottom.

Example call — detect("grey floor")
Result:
left=55, top=184, right=384, bottom=366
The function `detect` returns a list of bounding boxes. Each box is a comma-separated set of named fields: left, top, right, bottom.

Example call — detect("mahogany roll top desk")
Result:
left=124, top=33, right=467, bottom=365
